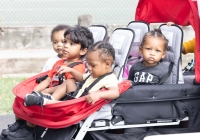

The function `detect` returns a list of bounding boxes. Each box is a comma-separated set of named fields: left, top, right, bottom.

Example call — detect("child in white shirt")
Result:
left=42, top=24, right=69, bottom=72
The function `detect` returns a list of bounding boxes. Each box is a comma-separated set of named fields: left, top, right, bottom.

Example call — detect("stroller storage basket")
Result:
left=112, top=84, right=200, bottom=127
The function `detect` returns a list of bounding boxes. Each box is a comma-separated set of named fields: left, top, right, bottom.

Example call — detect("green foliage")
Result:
left=0, top=77, right=25, bottom=114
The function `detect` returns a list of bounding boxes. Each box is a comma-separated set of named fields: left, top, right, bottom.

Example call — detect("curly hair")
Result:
left=50, top=24, right=69, bottom=41
left=141, top=28, right=169, bottom=51
left=64, top=26, right=94, bottom=50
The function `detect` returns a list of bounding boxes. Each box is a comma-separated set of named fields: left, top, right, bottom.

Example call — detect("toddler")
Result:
left=128, top=29, right=172, bottom=85
left=42, top=24, right=69, bottom=72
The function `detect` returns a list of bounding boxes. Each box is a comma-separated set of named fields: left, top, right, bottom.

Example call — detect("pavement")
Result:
left=0, top=114, right=15, bottom=139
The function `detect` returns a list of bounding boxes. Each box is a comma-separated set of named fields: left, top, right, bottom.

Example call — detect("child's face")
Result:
left=52, top=30, right=65, bottom=57
left=139, top=36, right=166, bottom=67
left=86, top=51, right=111, bottom=78
left=63, top=35, right=87, bottom=60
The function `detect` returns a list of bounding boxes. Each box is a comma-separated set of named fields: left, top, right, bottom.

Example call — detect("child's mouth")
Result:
left=149, top=57, right=155, bottom=61
left=63, top=50, right=69, bottom=54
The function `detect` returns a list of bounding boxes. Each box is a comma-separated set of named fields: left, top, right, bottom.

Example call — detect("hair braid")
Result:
left=88, top=41, right=115, bottom=64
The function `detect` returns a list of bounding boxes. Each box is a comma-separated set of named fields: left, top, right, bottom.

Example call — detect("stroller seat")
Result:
left=89, top=25, right=107, bottom=43
left=123, top=21, right=150, bottom=79
left=109, top=27, right=135, bottom=81
left=159, top=24, right=184, bottom=84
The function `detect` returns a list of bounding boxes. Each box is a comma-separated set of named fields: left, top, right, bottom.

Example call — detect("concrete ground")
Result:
left=0, top=114, right=15, bottom=139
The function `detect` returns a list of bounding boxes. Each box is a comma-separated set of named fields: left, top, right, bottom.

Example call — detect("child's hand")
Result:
left=86, top=91, right=101, bottom=105
left=57, top=65, right=72, bottom=75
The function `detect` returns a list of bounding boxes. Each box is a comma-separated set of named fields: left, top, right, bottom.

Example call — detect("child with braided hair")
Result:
left=24, top=41, right=119, bottom=106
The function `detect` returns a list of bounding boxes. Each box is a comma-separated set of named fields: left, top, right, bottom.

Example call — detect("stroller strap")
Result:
left=74, top=72, right=113, bottom=97
left=158, top=62, right=174, bottom=85
left=57, top=61, right=83, bottom=85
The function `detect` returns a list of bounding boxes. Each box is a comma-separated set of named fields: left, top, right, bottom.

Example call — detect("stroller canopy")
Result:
left=135, top=0, right=200, bottom=83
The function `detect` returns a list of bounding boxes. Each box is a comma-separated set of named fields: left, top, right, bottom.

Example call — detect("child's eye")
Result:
left=63, top=40, right=67, bottom=44
left=89, top=64, right=95, bottom=68
left=52, top=41, right=58, bottom=45
left=146, top=48, right=151, bottom=50
left=70, top=42, right=75, bottom=46
left=156, top=50, right=161, bottom=52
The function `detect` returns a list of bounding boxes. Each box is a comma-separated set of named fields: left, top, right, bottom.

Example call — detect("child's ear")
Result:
left=105, top=60, right=112, bottom=67
left=162, top=51, right=166, bottom=59
left=139, top=46, right=143, bottom=54
left=80, top=48, right=88, bottom=56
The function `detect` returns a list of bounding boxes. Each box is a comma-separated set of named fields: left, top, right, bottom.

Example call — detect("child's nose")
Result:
left=57, top=42, right=63, bottom=47
left=150, top=50, right=155, bottom=55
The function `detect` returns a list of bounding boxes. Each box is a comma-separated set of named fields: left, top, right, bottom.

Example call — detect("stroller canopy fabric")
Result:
left=12, top=71, right=131, bottom=128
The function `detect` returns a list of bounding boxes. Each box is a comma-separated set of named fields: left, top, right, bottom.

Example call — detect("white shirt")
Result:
left=42, top=55, right=61, bottom=72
